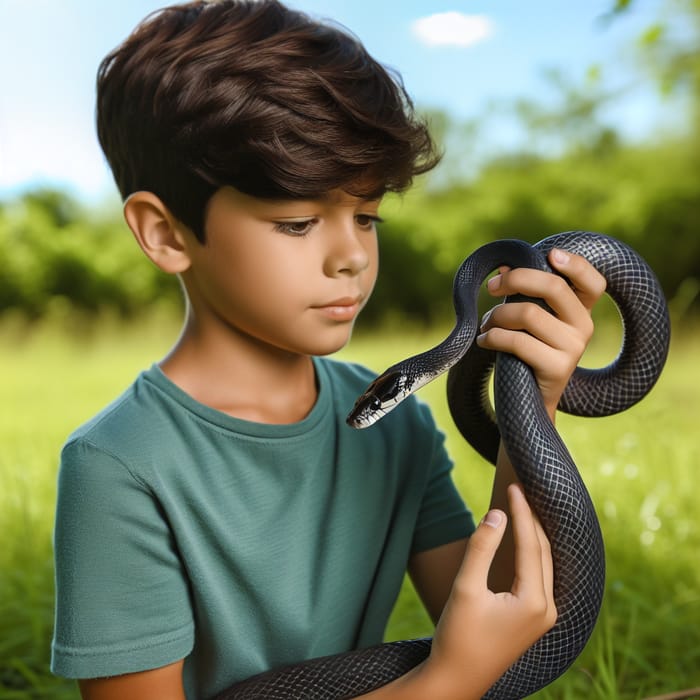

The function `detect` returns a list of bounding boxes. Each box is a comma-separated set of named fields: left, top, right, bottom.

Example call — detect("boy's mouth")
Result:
left=312, top=296, right=362, bottom=321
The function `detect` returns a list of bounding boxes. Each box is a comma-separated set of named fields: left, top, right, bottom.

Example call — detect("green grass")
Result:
left=1, top=314, right=698, bottom=699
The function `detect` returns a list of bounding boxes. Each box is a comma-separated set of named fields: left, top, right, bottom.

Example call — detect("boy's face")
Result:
left=181, top=186, right=380, bottom=357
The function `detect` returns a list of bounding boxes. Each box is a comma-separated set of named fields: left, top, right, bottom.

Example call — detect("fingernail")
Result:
left=487, top=274, right=501, bottom=291
left=552, top=248, right=569, bottom=265
left=482, top=510, right=503, bottom=528
left=480, top=308, right=493, bottom=330
left=509, top=483, right=526, bottom=502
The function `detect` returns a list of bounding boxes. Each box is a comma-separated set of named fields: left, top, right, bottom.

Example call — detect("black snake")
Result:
left=215, top=231, right=670, bottom=699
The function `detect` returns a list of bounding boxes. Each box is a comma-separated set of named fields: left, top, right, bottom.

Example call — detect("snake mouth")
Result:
left=346, top=371, right=406, bottom=428
left=346, top=393, right=384, bottom=428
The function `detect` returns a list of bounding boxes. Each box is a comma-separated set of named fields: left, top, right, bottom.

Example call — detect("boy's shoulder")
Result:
left=61, top=365, right=169, bottom=464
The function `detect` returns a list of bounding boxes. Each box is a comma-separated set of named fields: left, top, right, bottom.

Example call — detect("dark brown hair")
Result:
left=96, top=0, right=440, bottom=241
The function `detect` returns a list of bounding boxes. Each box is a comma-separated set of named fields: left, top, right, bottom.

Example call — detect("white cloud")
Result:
left=411, top=12, right=494, bottom=48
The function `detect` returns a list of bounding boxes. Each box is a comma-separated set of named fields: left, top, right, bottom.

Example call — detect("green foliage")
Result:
left=0, top=190, right=181, bottom=319
left=624, top=0, right=700, bottom=133
left=372, top=133, right=700, bottom=324
left=3, top=138, right=698, bottom=327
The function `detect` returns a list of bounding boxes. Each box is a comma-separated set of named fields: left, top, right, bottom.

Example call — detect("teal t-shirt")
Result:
left=52, top=358, right=474, bottom=699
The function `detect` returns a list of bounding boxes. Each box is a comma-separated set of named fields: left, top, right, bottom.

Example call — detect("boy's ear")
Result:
left=123, top=192, right=193, bottom=274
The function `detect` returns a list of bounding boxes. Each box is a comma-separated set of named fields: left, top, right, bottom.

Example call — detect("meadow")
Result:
left=0, top=313, right=698, bottom=699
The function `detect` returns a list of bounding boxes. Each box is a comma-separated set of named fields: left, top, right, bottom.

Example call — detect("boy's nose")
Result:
left=323, top=222, right=371, bottom=277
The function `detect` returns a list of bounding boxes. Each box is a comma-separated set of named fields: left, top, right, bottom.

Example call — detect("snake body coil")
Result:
left=216, top=231, right=670, bottom=700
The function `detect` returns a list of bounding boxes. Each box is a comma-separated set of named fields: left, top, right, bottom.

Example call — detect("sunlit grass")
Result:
left=0, top=314, right=698, bottom=698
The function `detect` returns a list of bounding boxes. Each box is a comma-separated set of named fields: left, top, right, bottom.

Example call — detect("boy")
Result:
left=51, top=1, right=606, bottom=698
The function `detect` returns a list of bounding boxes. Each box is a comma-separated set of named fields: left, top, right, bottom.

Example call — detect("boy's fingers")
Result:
left=480, top=302, right=574, bottom=352
left=547, top=248, right=607, bottom=312
left=456, top=509, right=507, bottom=593
left=489, top=267, right=590, bottom=329
left=487, top=252, right=606, bottom=326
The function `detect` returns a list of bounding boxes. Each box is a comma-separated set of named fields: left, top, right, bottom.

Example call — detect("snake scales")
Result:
left=216, top=231, right=670, bottom=699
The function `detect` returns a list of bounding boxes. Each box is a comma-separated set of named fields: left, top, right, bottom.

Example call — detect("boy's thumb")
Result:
left=460, top=509, right=507, bottom=583
left=481, top=509, right=505, bottom=530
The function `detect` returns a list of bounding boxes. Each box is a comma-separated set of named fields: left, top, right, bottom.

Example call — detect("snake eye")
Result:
left=347, top=371, right=409, bottom=428
left=373, top=372, right=403, bottom=403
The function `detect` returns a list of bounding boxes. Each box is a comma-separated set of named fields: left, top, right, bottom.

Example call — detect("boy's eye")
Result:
left=273, top=214, right=383, bottom=236
left=274, top=219, right=316, bottom=236
left=356, top=214, right=384, bottom=230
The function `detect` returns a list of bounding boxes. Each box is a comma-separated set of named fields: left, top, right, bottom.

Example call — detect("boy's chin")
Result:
left=310, top=324, right=357, bottom=357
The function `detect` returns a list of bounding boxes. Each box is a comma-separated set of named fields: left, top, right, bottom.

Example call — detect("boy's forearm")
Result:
left=488, top=401, right=556, bottom=593
left=487, top=443, right=519, bottom=592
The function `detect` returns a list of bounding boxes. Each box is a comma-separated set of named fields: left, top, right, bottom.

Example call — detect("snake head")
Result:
left=346, top=371, right=409, bottom=429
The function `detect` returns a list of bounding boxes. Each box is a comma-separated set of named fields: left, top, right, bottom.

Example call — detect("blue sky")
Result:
left=0, top=0, right=676, bottom=203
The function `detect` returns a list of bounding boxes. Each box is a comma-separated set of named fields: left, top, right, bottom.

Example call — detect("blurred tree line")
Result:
left=1, top=0, right=698, bottom=326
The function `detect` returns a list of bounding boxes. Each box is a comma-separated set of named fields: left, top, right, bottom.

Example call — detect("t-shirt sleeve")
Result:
left=410, top=402, right=476, bottom=554
left=51, top=437, right=194, bottom=679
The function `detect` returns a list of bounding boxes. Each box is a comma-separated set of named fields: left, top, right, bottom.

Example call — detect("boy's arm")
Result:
left=362, top=484, right=555, bottom=699
left=415, top=248, right=606, bottom=603
left=408, top=538, right=469, bottom=624
left=478, top=247, right=606, bottom=591
left=77, top=659, right=186, bottom=700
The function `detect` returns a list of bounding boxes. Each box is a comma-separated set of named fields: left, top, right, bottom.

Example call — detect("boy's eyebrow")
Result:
left=320, top=189, right=384, bottom=206
left=260, top=194, right=383, bottom=208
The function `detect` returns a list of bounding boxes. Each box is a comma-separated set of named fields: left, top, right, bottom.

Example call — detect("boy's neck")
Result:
left=158, top=315, right=318, bottom=425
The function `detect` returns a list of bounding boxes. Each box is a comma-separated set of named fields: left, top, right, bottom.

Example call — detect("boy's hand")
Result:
left=424, top=484, right=557, bottom=698
left=477, top=248, right=606, bottom=420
